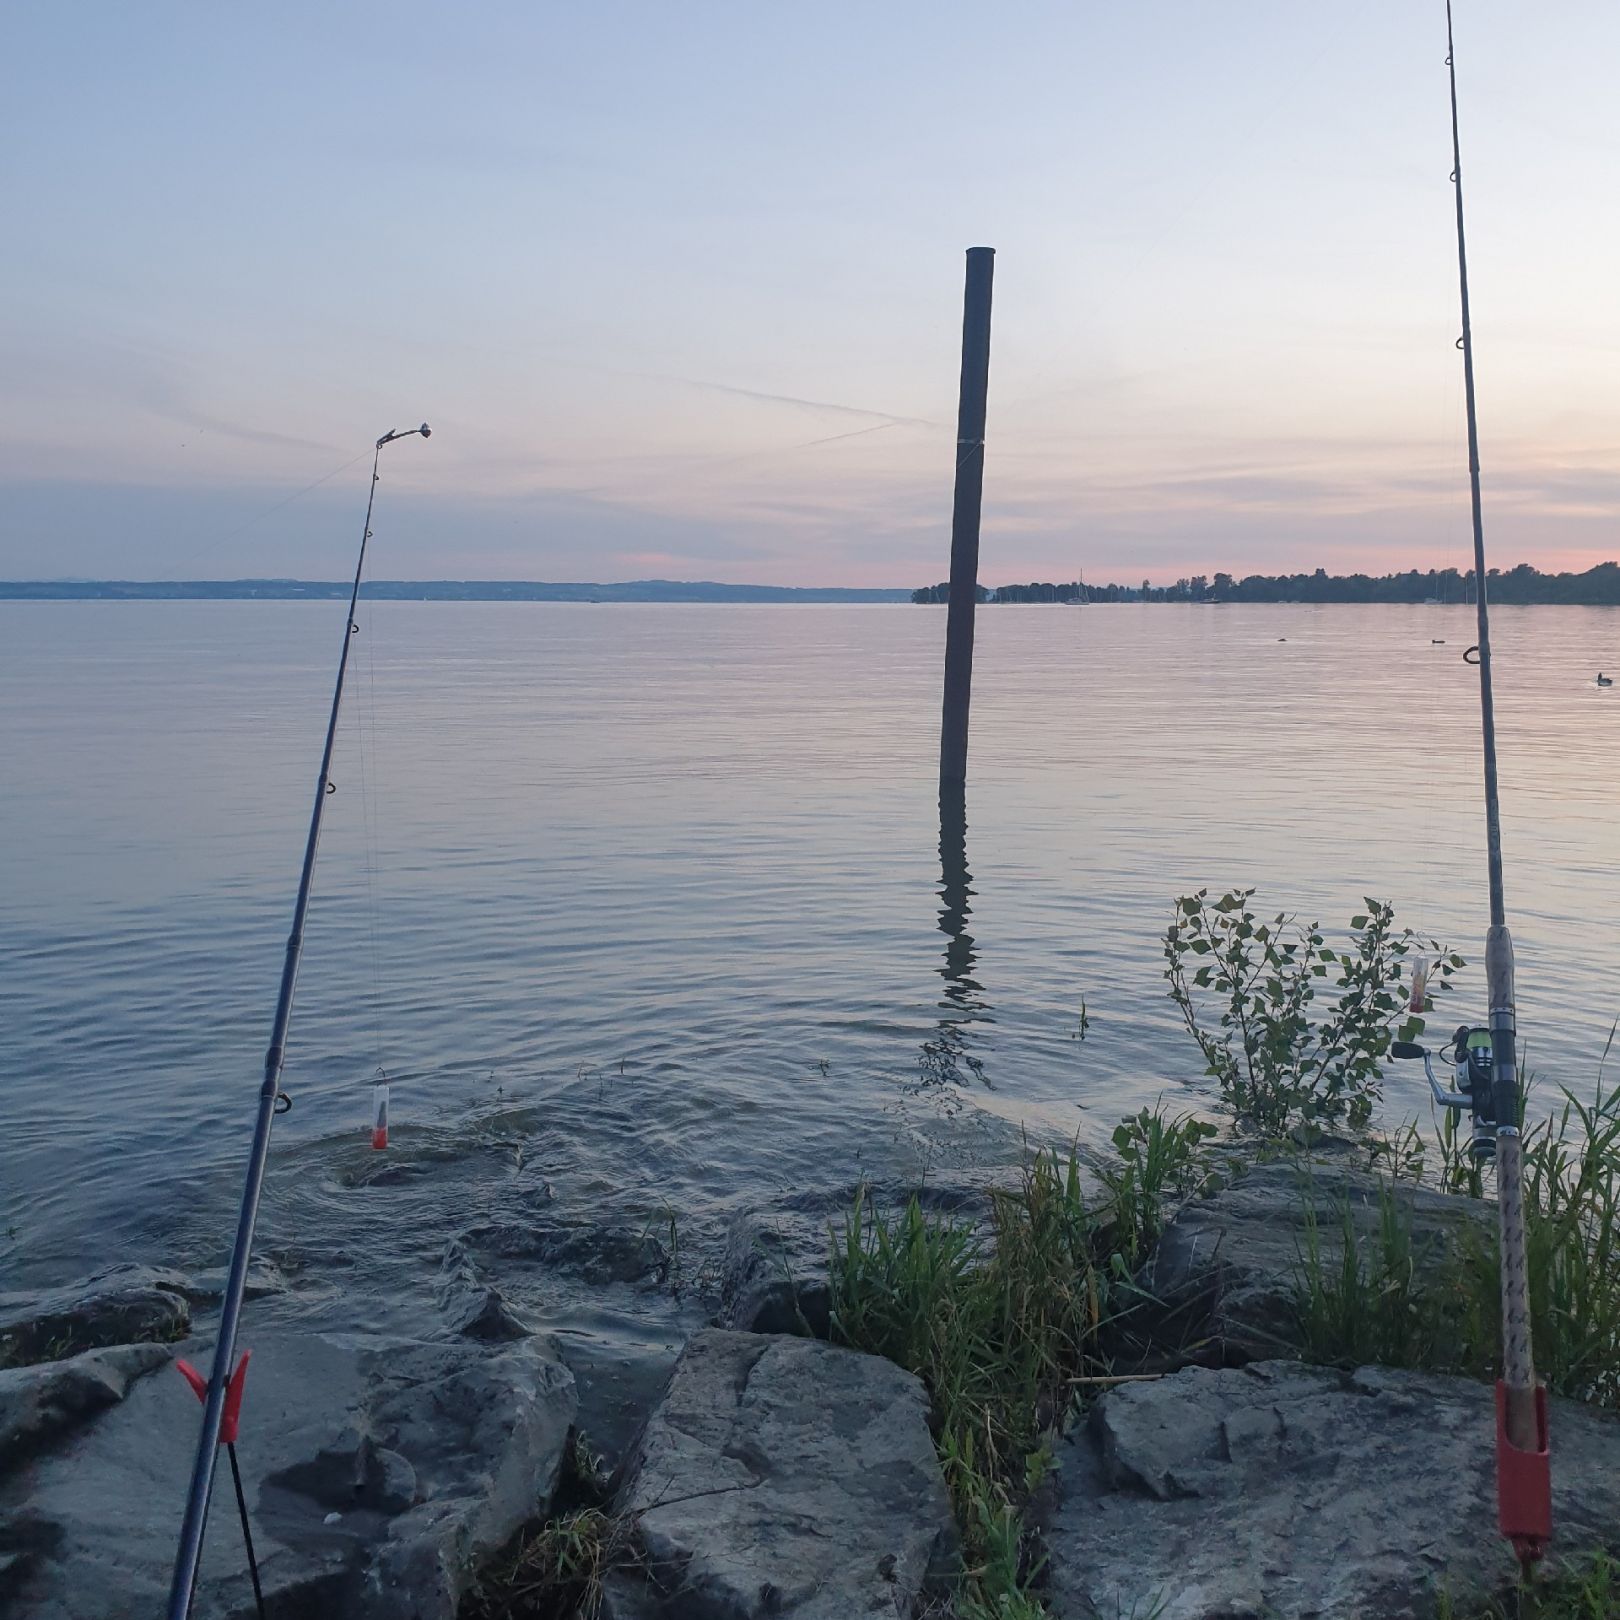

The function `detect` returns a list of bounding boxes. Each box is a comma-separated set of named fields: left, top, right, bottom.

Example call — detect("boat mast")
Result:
left=1442, top=1, right=1548, bottom=1566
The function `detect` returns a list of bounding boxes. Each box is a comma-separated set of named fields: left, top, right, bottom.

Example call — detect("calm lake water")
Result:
left=3, top=601, right=1617, bottom=1330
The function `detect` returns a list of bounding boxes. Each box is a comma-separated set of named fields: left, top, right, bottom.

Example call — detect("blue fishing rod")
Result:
left=166, top=424, right=431, bottom=1619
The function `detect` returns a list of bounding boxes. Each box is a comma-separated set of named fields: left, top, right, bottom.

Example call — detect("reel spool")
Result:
left=1391, top=1025, right=1498, bottom=1162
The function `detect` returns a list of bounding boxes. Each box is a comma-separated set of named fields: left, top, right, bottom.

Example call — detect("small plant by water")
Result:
left=462, top=1435, right=620, bottom=1620
left=1164, top=888, right=1461, bottom=1137
left=1097, top=1106, right=1219, bottom=1269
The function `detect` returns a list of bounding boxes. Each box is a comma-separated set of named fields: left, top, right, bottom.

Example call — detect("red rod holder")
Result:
left=1496, top=1380, right=1551, bottom=1565
left=176, top=1351, right=252, bottom=1447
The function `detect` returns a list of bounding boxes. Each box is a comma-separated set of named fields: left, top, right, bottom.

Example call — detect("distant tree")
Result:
left=914, top=561, right=1620, bottom=606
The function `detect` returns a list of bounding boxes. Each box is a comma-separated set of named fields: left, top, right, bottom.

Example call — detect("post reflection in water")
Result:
left=920, top=786, right=995, bottom=1089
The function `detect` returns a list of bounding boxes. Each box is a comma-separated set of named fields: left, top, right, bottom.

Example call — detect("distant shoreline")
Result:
left=0, top=579, right=910, bottom=604
left=914, top=562, right=1620, bottom=607
left=5, top=574, right=1618, bottom=606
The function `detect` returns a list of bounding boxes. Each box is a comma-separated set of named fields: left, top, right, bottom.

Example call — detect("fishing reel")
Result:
left=1391, top=1026, right=1499, bottom=1162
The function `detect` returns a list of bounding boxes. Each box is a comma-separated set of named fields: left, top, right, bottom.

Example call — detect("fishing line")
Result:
left=153, top=449, right=370, bottom=581
left=1411, top=332, right=1471, bottom=938
left=561, top=415, right=939, bottom=504
left=351, top=585, right=389, bottom=1097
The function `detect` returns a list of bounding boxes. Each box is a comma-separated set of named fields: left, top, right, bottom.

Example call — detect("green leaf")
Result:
left=1351, top=915, right=1369, bottom=931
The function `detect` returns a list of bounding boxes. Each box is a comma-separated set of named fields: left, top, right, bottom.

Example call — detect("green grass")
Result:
left=1292, top=1177, right=1456, bottom=1371
left=828, top=1115, right=1213, bottom=1618
left=1438, top=1551, right=1620, bottom=1619
left=462, top=1435, right=619, bottom=1620
left=1293, top=1078, right=1620, bottom=1413
left=463, top=1508, right=618, bottom=1620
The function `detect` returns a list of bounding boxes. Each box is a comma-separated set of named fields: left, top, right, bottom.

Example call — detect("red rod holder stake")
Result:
left=177, top=1351, right=252, bottom=1446
left=1496, top=1380, right=1551, bottom=1566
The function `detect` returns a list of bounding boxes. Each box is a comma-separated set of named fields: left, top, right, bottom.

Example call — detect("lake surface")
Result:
left=3, top=601, right=1618, bottom=1333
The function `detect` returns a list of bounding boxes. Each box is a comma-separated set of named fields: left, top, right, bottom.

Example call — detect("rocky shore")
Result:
left=4, top=1153, right=1618, bottom=1619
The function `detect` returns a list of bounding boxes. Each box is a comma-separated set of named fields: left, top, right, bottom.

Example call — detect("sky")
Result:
left=2, top=1, right=1617, bottom=587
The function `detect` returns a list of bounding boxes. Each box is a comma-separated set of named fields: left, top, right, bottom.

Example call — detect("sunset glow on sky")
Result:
left=3, top=1, right=1616, bottom=585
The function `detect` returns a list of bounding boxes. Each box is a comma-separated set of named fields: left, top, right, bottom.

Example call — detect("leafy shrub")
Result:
left=1164, top=888, right=1460, bottom=1137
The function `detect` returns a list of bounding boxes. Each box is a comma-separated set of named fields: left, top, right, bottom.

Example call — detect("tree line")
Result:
left=912, top=562, right=1620, bottom=606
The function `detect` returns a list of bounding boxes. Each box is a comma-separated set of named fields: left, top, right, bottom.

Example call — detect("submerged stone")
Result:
left=456, top=1221, right=669, bottom=1287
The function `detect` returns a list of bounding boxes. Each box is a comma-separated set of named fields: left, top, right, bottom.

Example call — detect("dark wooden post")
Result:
left=939, top=246, right=995, bottom=794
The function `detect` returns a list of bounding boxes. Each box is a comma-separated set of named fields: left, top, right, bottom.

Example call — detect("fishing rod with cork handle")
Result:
left=165, top=423, right=431, bottom=1619
left=1442, top=2, right=1550, bottom=1569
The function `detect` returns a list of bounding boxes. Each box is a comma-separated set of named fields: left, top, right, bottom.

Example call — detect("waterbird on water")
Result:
left=1600, top=673, right=1614, bottom=686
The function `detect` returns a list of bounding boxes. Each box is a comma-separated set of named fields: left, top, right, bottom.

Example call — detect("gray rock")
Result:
left=1043, top=1359, right=1620, bottom=1620
left=715, top=1200, right=841, bottom=1338
left=457, top=1221, right=669, bottom=1287
left=176, top=1257, right=290, bottom=1308
left=0, top=1329, right=576, bottom=1619
left=0, top=1343, right=171, bottom=1467
left=1142, top=1157, right=1492, bottom=1362
left=448, top=1285, right=532, bottom=1343
left=0, top=1266, right=190, bottom=1367
left=602, top=1329, right=954, bottom=1619
left=716, top=1179, right=995, bottom=1338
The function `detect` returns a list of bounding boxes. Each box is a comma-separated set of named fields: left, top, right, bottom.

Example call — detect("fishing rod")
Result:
left=1441, top=0, right=1550, bottom=1570
left=166, top=423, right=431, bottom=1619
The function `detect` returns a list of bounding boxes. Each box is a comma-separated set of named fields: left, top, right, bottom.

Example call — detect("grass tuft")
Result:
left=1437, top=1550, right=1620, bottom=1619
left=1294, top=1079, right=1620, bottom=1412
left=461, top=1431, right=622, bottom=1620
left=829, top=1114, right=1214, bottom=1618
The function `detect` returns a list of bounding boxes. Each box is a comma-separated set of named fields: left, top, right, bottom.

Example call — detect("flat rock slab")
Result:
left=0, top=1265, right=191, bottom=1367
left=1143, top=1157, right=1492, bottom=1361
left=0, top=1329, right=575, bottom=1619
left=604, top=1329, right=954, bottom=1619
left=0, top=1342, right=172, bottom=1463
left=1044, top=1359, right=1620, bottom=1620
